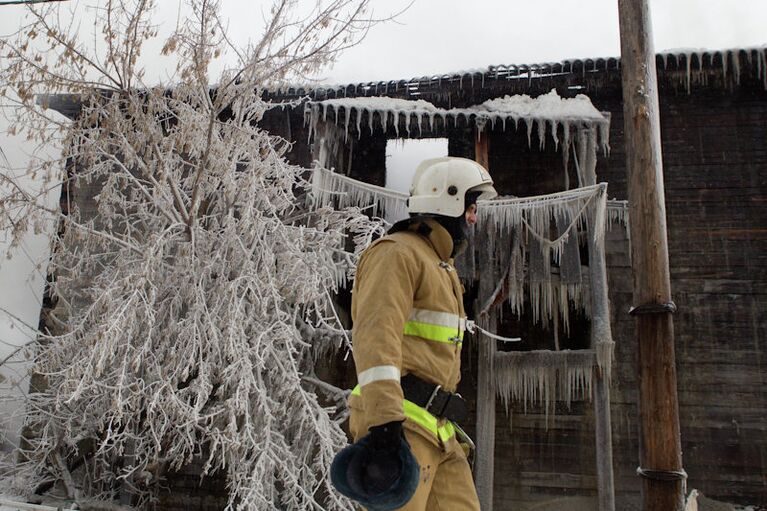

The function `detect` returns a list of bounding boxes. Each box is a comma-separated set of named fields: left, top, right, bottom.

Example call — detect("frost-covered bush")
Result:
left=0, top=1, right=382, bottom=509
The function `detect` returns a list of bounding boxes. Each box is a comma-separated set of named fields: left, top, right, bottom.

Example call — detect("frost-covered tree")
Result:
left=0, top=1, right=385, bottom=509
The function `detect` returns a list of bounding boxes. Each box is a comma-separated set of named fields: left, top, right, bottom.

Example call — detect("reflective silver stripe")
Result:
left=408, top=308, right=464, bottom=331
left=358, top=365, right=400, bottom=387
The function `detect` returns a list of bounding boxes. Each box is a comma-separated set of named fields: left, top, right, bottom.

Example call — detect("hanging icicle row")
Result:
left=494, top=350, right=595, bottom=419
left=308, top=168, right=613, bottom=357
left=308, top=165, right=409, bottom=222
left=305, top=91, right=611, bottom=155
left=477, top=184, right=608, bottom=328
left=606, top=199, right=629, bottom=231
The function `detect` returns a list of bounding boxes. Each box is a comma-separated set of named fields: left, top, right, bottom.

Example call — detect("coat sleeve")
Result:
left=351, top=239, right=418, bottom=429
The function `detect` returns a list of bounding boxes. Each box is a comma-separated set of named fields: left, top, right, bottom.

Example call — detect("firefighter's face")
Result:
left=464, top=204, right=478, bottom=226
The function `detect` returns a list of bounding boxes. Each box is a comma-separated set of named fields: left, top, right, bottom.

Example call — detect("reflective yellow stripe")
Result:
left=408, top=309, right=463, bottom=331
left=403, top=400, right=456, bottom=442
left=405, top=308, right=465, bottom=344
left=403, top=321, right=463, bottom=344
left=351, top=385, right=455, bottom=441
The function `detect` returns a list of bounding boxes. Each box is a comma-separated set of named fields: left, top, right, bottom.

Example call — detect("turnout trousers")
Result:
left=350, top=411, right=480, bottom=511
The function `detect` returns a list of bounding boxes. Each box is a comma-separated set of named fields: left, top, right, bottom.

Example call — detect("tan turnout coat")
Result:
left=349, top=217, right=467, bottom=450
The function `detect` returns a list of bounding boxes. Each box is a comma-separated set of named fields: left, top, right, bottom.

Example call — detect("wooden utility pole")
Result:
left=617, top=1, right=686, bottom=510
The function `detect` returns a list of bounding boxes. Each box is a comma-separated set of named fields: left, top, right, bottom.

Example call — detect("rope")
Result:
left=466, top=320, right=522, bottom=343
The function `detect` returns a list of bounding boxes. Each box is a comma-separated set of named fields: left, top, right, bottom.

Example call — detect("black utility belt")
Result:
left=401, top=373, right=468, bottom=424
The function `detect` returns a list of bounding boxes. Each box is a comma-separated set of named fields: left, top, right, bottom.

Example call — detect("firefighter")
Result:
left=331, top=157, right=497, bottom=510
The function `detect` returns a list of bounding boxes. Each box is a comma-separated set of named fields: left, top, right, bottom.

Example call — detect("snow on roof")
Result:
left=475, top=90, right=605, bottom=121
left=319, top=96, right=439, bottom=112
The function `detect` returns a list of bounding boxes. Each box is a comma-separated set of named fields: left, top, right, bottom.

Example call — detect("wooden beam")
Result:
left=582, top=132, right=616, bottom=511
left=475, top=126, right=489, bottom=171
left=617, top=1, right=685, bottom=509
left=474, top=127, right=495, bottom=511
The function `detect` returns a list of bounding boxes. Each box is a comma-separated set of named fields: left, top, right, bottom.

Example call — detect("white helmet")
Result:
left=408, top=157, right=497, bottom=217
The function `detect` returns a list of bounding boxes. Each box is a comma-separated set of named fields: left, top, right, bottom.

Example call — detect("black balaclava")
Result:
left=434, top=190, right=482, bottom=258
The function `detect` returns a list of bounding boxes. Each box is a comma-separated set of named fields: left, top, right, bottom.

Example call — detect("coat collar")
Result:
left=406, top=217, right=454, bottom=261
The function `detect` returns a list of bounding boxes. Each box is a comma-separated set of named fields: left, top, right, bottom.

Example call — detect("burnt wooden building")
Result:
left=256, top=46, right=767, bottom=509
left=44, top=46, right=767, bottom=509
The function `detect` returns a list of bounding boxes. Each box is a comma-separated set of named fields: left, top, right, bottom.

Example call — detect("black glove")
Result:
left=364, top=421, right=404, bottom=494
left=369, top=421, right=403, bottom=452
left=347, top=421, right=405, bottom=495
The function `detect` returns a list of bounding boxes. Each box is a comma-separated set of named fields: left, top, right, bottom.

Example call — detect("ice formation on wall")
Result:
left=309, top=165, right=612, bottom=338
left=494, top=350, right=596, bottom=417
left=309, top=168, right=618, bottom=409
left=305, top=89, right=611, bottom=157
left=606, top=199, right=629, bottom=231
left=656, top=46, right=767, bottom=92
left=474, top=91, right=609, bottom=153
left=309, top=165, right=409, bottom=223
left=477, top=184, right=608, bottom=330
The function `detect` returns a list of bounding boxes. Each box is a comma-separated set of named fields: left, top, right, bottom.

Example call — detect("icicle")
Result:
left=593, top=184, right=607, bottom=246
left=756, top=46, right=767, bottom=89
left=380, top=110, right=388, bottom=133
left=734, top=49, right=742, bottom=85
left=306, top=104, right=316, bottom=143
left=661, top=52, right=669, bottom=70
left=417, top=111, right=424, bottom=136
left=596, top=340, right=614, bottom=384
left=355, top=107, right=362, bottom=139
left=447, top=112, right=456, bottom=131
left=537, top=118, right=546, bottom=150
left=525, top=119, right=533, bottom=148
left=684, top=50, right=693, bottom=93
left=368, top=108, right=374, bottom=135
left=562, top=122, right=571, bottom=188
left=606, top=199, right=629, bottom=231
left=343, top=106, right=351, bottom=142
left=550, top=119, right=559, bottom=151
left=598, top=120, right=610, bottom=155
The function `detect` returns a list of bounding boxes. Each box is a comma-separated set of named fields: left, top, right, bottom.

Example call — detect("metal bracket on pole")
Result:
left=636, top=467, right=688, bottom=481
left=628, top=301, right=677, bottom=316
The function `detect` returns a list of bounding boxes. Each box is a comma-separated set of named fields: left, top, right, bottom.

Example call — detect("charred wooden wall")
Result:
left=261, top=65, right=767, bottom=508
left=591, top=79, right=767, bottom=508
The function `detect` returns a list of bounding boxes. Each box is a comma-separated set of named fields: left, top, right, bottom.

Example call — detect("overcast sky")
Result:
left=1, top=0, right=766, bottom=446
